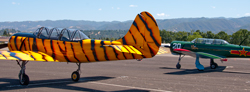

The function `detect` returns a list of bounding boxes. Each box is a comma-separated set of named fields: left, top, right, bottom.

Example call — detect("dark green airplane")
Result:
left=169, top=38, right=250, bottom=71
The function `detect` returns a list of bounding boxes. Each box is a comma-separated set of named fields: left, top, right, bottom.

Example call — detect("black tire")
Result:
left=176, top=64, right=181, bottom=69
left=71, top=71, right=80, bottom=82
left=198, top=69, right=204, bottom=71
left=19, top=74, right=29, bottom=85
left=210, top=63, right=218, bottom=69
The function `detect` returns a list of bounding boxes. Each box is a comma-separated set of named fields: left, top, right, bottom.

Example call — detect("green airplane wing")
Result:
left=174, top=49, right=226, bottom=59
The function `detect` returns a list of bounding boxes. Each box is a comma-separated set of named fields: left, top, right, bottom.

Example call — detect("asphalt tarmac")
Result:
left=1, top=54, right=250, bottom=92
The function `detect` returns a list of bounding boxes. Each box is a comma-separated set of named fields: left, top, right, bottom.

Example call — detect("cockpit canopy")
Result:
left=191, top=38, right=229, bottom=45
left=33, top=27, right=89, bottom=41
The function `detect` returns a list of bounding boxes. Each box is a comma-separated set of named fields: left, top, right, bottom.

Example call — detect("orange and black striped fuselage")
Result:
left=8, top=33, right=153, bottom=63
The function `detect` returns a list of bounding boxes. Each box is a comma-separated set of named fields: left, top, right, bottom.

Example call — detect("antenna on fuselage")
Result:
left=239, top=35, right=249, bottom=46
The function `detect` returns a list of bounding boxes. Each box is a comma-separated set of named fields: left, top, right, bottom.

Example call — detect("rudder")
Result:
left=116, top=11, right=161, bottom=58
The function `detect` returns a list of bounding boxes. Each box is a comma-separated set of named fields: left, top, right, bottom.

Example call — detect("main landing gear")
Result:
left=176, top=55, right=219, bottom=71
left=15, top=60, right=82, bottom=85
left=176, top=55, right=185, bottom=69
left=210, top=59, right=218, bottom=69
left=71, top=63, right=81, bottom=82
left=16, top=60, right=29, bottom=85
left=176, top=54, right=205, bottom=71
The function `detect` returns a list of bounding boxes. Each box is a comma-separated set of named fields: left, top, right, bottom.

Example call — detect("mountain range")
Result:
left=1, top=16, right=250, bottom=34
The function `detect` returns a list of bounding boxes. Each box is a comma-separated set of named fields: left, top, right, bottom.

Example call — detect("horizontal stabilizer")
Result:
left=0, top=44, right=8, bottom=49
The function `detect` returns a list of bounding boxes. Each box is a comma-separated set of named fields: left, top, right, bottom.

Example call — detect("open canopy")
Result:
left=191, top=38, right=229, bottom=45
left=33, top=27, right=89, bottom=41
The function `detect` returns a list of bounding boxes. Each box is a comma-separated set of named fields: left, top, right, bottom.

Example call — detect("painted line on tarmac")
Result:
left=6, top=79, right=171, bottom=92
left=223, top=69, right=250, bottom=74
left=88, top=81, right=172, bottom=92
left=7, top=80, right=171, bottom=92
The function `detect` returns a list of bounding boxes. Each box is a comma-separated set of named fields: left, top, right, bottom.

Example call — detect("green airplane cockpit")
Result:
left=191, top=38, right=229, bottom=45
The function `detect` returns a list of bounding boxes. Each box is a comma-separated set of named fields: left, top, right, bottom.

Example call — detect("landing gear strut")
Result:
left=176, top=55, right=185, bottom=69
left=17, top=60, right=29, bottom=85
left=71, top=63, right=81, bottom=82
left=195, top=54, right=204, bottom=71
left=210, top=59, right=218, bottom=69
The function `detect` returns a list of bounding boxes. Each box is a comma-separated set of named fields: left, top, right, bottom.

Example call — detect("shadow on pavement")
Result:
left=0, top=76, right=149, bottom=92
left=159, top=66, right=245, bottom=75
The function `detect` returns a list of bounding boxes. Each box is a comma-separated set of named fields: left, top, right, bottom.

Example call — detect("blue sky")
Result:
left=0, top=0, right=250, bottom=22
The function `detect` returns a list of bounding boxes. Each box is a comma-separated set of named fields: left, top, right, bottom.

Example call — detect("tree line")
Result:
left=160, top=29, right=250, bottom=46
left=82, top=30, right=127, bottom=41
left=2, top=28, right=250, bottom=46
left=0, top=28, right=20, bottom=36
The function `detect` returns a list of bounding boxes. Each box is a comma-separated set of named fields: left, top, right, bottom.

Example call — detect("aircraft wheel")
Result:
left=71, top=71, right=80, bottom=82
left=176, top=64, right=181, bottom=69
left=18, top=73, right=29, bottom=85
left=210, top=63, right=218, bottom=69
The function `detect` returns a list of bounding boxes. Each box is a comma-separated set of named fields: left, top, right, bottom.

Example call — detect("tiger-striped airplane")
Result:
left=0, top=11, right=161, bottom=85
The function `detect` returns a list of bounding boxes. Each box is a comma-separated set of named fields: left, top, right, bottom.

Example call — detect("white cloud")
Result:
left=98, top=8, right=102, bottom=11
left=12, top=2, right=20, bottom=5
left=237, top=14, right=240, bottom=16
left=211, top=6, right=216, bottom=9
left=245, top=13, right=250, bottom=16
left=117, top=7, right=120, bottom=10
left=129, top=5, right=138, bottom=7
left=157, top=13, right=170, bottom=17
left=111, top=7, right=114, bottom=9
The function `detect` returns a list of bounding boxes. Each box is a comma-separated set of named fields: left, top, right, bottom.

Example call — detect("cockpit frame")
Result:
left=34, top=27, right=89, bottom=41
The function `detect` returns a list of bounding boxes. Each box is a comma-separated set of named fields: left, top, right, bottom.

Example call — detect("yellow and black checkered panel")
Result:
left=157, top=47, right=169, bottom=55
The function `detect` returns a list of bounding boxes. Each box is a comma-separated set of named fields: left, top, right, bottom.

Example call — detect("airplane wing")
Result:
left=0, top=44, right=152, bottom=62
left=0, top=51, right=56, bottom=61
left=173, top=48, right=226, bottom=59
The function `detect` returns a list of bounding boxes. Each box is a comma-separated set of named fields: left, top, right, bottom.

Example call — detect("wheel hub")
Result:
left=72, top=74, right=77, bottom=79
left=211, top=65, right=215, bottom=68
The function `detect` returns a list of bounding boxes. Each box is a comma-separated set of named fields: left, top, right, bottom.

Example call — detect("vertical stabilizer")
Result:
left=116, top=11, right=161, bottom=58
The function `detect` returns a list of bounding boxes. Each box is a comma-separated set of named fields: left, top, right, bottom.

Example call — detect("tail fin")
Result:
left=116, top=11, right=161, bottom=58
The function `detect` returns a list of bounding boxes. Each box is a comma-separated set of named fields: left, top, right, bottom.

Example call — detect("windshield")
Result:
left=191, top=38, right=196, bottom=43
